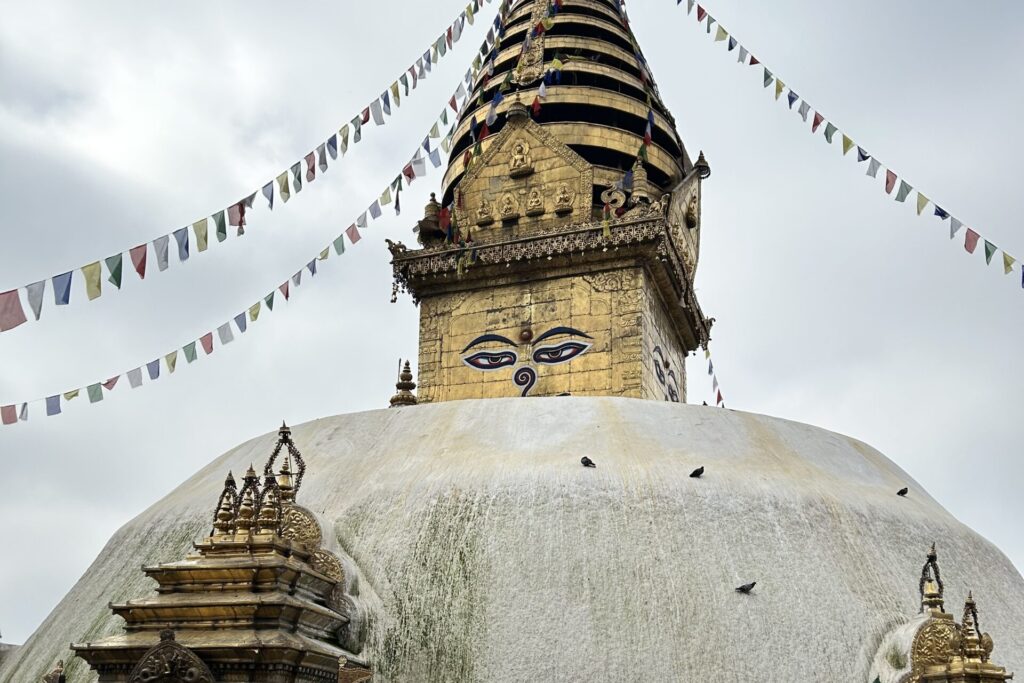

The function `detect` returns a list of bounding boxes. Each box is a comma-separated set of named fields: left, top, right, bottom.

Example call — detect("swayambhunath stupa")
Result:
left=1, top=0, right=1021, bottom=681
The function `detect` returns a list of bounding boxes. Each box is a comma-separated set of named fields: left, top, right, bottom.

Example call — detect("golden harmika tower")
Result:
left=391, top=0, right=711, bottom=403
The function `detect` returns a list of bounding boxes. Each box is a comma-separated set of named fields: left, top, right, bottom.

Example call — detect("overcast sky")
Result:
left=1, top=0, right=1021, bottom=644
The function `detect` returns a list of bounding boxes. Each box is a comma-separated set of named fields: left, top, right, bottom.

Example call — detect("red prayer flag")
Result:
left=305, top=152, right=316, bottom=182
left=346, top=224, right=362, bottom=245
left=749, top=55, right=760, bottom=66
left=200, top=332, right=215, bottom=355
left=130, top=244, right=148, bottom=279
left=885, top=170, right=897, bottom=194
left=1, top=405, right=16, bottom=425
left=450, top=95, right=459, bottom=112
left=716, top=390, right=724, bottom=406
left=965, top=229, right=981, bottom=254
left=403, top=163, right=416, bottom=182
left=532, top=96, right=542, bottom=116
left=696, top=5, right=706, bottom=21
left=811, top=112, right=824, bottom=133
left=279, top=281, right=290, bottom=301
left=0, top=289, right=27, bottom=332
left=102, top=376, right=119, bottom=391
left=361, top=108, right=370, bottom=124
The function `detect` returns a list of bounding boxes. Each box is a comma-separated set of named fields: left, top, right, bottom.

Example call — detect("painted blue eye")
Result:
left=462, top=350, right=518, bottom=371
left=532, top=341, right=591, bottom=365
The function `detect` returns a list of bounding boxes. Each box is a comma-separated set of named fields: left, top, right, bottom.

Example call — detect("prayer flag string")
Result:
left=668, top=1, right=1022, bottom=294
left=0, top=0, right=507, bottom=337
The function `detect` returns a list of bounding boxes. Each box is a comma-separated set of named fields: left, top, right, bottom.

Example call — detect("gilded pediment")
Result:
left=455, top=109, right=594, bottom=240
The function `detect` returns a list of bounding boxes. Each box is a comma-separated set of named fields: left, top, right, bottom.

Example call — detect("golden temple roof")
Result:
left=443, top=0, right=692, bottom=209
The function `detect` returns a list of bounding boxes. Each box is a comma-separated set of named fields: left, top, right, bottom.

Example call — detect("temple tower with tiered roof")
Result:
left=391, top=0, right=712, bottom=403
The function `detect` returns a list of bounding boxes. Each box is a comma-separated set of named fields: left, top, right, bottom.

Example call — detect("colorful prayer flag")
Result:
left=277, top=172, right=290, bottom=204
left=53, top=271, right=73, bottom=305
left=106, top=254, right=123, bottom=288
left=824, top=123, right=837, bottom=143
left=26, top=281, right=44, bottom=321
left=263, top=181, right=275, bottom=210
left=842, top=135, right=855, bottom=155
left=128, top=367, right=144, bottom=386
left=964, top=228, right=980, bottom=254
left=172, top=227, right=189, bottom=262
left=217, top=322, right=234, bottom=345
left=46, top=396, right=61, bottom=416
left=1, top=405, right=17, bottom=425
left=166, top=351, right=178, bottom=373
left=87, top=383, right=104, bottom=403
left=916, top=192, right=930, bottom=215
left=146, top=360, right=160, bottom=380
left=885, top=170, right=897, bottom=194
left=1003, top=252, right=1017, bottom=275
left=193, top=219, right=209, bottom=252
left=811, top=112, right=824, bottom=133
left=82, top=261, right=103, bottom=300
left=950, top=217, right=963, bottom=239
left=984, top=240, right=997, bottom=265
left=0, top=290, right=27, bottom=332
left=200, top=332, right=215, bottom=354
left=346, top=224, right=362, bottom=244
left=895, top=180, right=913, bottom=202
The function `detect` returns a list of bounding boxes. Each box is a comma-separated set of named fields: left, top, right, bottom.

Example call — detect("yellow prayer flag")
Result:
left=249, top=302, right=262, bottom=322
left=193, top=218, right=209, bottom=252
left=715, top=26, right=728, bottom=42
left=165, top=351, right=178, bottom=374
left=82, top=261, right=102, bottom=300
left=1004, top=252, right=1017, bottom=275
left=704, top=349, right=711, bottom=359
left=916, top=192, right=930, bottom=216
left=390, top=81, right=401, bottom=108
left=319, top=247, right=330, bottom=261
left=277, top=172, right=290, bottom=203
left=842, top=135, right=855, bottom=155
left=64, top=389, right=79, bottom=400
left=774, top=78, right=785, bottom=100
left=466, top=3, right=474, bottom=24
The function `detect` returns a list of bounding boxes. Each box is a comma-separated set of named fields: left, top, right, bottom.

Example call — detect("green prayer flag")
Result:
left=105, top=254, right=123, bottom=289
left=333, top=235, right=346, bottom=256
left=265, top=292, right=275, bottom=311
left=87, top=383, right=103, bottom=404
left=400, top=73, right=409, bottom=96
left=193, top=218, right=209, bottom=252
left=183, top=342, right=198, bottom=363
left=763, top=68, right=773, bottom=88
left=824, top=123, right=837, bottom=143
left=214, top=210, right=227, bottom=242
left=441, top=109, right=449, bottom=126
left=984, top=240, right=997, bottom=265
left=895, top=180, right=913, bottom=202
left=290, top=162, right=302, bottom=193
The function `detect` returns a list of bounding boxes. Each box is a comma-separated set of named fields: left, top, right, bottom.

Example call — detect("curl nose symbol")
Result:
left=513, top=366, right=537, bottom=397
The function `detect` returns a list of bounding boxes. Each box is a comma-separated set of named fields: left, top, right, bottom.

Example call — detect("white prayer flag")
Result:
left=217, top=322, right=234, bottom=345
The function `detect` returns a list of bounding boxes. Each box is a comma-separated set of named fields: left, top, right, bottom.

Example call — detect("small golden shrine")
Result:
left=391, top=0, right=712, bottom=403
left=71, top=424, right=372, bottom=682
left=869, top=544, right=1014, bottom=683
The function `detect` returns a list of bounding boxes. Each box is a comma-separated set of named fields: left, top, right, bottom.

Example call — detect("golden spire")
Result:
left=920, top=542, right=946, bottom=614
left=266, top=421, right=305, bottom=503
left=212, top=471, right=238, bottom=537
left=389, top=360, right=418, bottom=408
left=256, top=474, right=282, bottom=535
left=234, top=465, right=259, bottom=535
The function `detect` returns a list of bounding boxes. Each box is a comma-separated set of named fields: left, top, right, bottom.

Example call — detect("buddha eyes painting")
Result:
left=460, top=326, right=593, bottom=396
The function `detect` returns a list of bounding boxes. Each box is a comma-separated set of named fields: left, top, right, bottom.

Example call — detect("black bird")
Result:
left=897, top=487, right=909, bottom=497
left=581, top=456, right=597, bottom=468
left=690, top=466, right=705, bottom=478
left=736, top=582, right=757, bottom=595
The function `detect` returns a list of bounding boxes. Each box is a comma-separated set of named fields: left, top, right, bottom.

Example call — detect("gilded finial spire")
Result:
left=390, top=359, right=419, bottom=407
left=919, top=542, right=945, bottom=614
left=234, top=465, right=260, bottom=535
left=255, top=474, right=282, bottom=534
left=212, top=471, right=238, bottom=536
left=264, top=421, right=305, bottom=503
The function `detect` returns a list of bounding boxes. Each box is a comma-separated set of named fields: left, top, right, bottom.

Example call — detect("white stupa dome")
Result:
left=3, top=397, right=1021, bottom=681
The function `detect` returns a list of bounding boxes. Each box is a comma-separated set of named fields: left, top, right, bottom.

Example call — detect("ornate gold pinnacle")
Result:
left=389, top=360, right=418, bottom=408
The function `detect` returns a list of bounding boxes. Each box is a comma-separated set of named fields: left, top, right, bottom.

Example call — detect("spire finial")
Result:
left=264, top=421, right=306, bottom=503
left=919, top=543, right=945, bottom=614
left=234, top=465, right=261, bottom=535
left=694, top=150, right=711, bottom=180
left=255, top=474, right=282, bottom=535
left=390, top=359, right=419, bottom=407
left=212, top=471, right=238, bottom=537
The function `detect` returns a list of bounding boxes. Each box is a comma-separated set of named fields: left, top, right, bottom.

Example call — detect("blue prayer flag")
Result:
left=45, top=395, right=61, bottom=416
left=53, top=271, right=73, bottom=305
left=146, top=359, right=161, bottom=380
